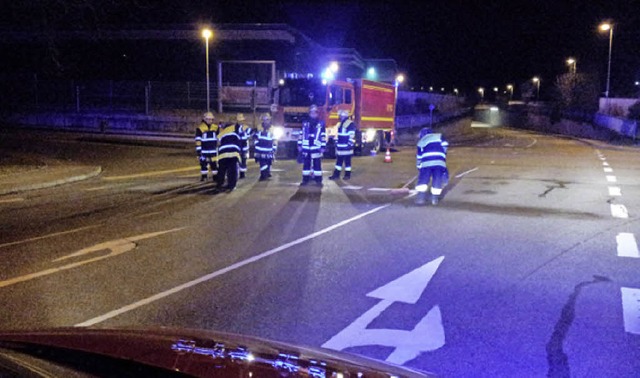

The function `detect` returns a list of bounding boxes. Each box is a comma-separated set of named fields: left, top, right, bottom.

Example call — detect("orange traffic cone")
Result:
left=384, top=148, right=392, bottom=163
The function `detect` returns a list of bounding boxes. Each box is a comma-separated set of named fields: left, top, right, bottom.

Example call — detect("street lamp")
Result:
left=532, top=77, right=540, bottom=101
left=506, top=84, right=513, bottom=100
left=566, top=58, right=576, bottom=74
left=599, top=22, right=614, bottom=98
left=478, top=87, right=484, bottom=101
left=202, top=28, right=212, bottom=112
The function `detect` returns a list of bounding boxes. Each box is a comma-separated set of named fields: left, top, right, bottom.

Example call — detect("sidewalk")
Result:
left=0, top=158, right=101, bottom=196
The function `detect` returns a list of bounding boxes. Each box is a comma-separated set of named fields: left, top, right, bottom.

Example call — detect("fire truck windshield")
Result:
left=278, top=80, right=326, bottom=107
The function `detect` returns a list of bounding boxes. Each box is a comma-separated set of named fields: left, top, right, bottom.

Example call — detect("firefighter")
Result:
left=216, top=117, right=242, bottom=191
left=236, top=113, right=250, bottom=179
left=415, top=127, right=449, bottom=205
left=195, top=111, right=219, bottom=182
left=254, top=113, right=277, bottom=181
left=298, top=104, right=326, bottom=186
left=329, top=109, right=356, bottom=180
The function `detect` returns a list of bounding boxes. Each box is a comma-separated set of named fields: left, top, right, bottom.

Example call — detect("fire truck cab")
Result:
left=270, top=78, right=396, bottom=158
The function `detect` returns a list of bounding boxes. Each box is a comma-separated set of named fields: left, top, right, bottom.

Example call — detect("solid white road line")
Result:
left=75, top=204, right=391, bottom=327
left=608, top=186, right=621, bottom=196
left=617, top=233, right=639, bottom=258
left=0, top=225, right=100, bottom=249
left=0, top=198, right=24, bottom=204
left=606, top=175, right=617, bottom=183
left=104, top=167, right=199, bottom=180
left=455, top=167, right=478, bottom=178
left=611, top=204, right=629, bottom=219
left=621, top=287, right=640, bottom=334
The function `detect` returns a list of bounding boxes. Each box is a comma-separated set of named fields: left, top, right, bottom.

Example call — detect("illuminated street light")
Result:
left=532, top=77, right=540, bottom=101
left=506, top=84, right=513, bottom=100
left=453, top=88, right=459, bottom=96
left=201, top=28, right=212, bottom=112
left=478, top=87, right=484, bottom=101
left=394, top=74, right=404, bottom=86
left=599, top=22, right=614, bottom=98
left=566, top=58, right=577, bottom=74
left=493, top=87, right=498, bottom=92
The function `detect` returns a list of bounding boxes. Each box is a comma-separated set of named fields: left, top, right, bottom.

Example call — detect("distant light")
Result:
left=321, top=67, right=335, bottom=81
left=490, top=106, right=499, bottom=111
left=247, top=354, right=255, bottom=362
left=366, top=67, right=376, bottom=79
left=272, top=126, right=285, bottom=140
left=321, top=79, right=328, bottom=85
left=429, top=86, right=433, bottom=91
left=507, top=84, right=513, bottom=90
left=440, top=87, right=445, bottom=92
left=201, top=29, right=212, bottom=39
left=245, top=80, right=256, bottom=86
left=599, top=22, right=612, bottom=31
left=566, top=58, right=576, bottom=65
left=493, top=87, right=498, bottom=92
left=329, top=61, right=339, bottom=73
left=278, top=79, right=285, bottom=85
left=635, top=81, right=640, bottom=86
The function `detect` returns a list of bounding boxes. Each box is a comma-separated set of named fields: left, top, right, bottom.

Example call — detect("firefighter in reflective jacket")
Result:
left=216, top=119, right=242, bottom=191
left=415, top=127, right=449, bottom=205
left=298, top=104, right=326, bottom=186
left=236, top=113, right=250, bottom=179
left=254, top=113, right=277, bottom=181
left=329, top=109, right=356, bottom=180
left=195, top=112, right=219, bottom=182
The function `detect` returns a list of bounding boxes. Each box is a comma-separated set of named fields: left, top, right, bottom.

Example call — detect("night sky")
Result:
left=2, top=1, right=639, bottom=95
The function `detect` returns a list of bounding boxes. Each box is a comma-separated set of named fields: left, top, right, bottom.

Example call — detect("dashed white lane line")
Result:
left=604, top=167, right=613, bottom=173
left=608, top=186, right=621, bottom=196
left=75, top=203, right=392, bottom=327
left=606, top=175, right=617, bottom=183
left=611, top=204, right=629, bottom=219
left=617, top=233, right=639, bottom=258
left=621, top=288, right=640, bottom=334
left=603, top=162, right=610, bottom=166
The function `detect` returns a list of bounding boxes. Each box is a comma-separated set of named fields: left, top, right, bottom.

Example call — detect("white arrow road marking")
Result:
left=611, top=204, right=629, bottom=219
left=617, top=233, right=639, bottom=258
left=322, top=256, right=445, bottom=365
left=621, top=287, right=640, bottom=334
left=0, top=228, right=184, bottom=289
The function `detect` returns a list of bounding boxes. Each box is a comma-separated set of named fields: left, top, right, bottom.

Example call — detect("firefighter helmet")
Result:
left=236, top=113, right=246, bottom=122
left=203, top=112, right=214, bottom=120
left=309, top=104, right=318, bottom=113
left=261, top=113, right=271, bottom=122
left=338, top=109, right=349, bottom=118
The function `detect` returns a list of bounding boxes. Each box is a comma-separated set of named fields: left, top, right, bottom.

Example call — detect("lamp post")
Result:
left=478, top=87, right=484, bottom=101
left=394, top=74, right=404, bottom=116
left=532, top=77, right=540, bottom=101
left=202, top=28, right=212, bottom=112
left=506, top=84, right=513, bottom=101
left=566, top=58, right=576, bottom=74
left=599, top=22, right=614, bottom=98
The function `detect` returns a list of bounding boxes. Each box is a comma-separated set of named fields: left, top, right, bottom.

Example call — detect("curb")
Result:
left=0, top=166, right=103, bottom=196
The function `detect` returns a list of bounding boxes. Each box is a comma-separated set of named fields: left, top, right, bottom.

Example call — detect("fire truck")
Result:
left=270, top=78, right=396, bottom=158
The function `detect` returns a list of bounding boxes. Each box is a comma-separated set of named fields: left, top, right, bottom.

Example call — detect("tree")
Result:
left=553, top=72, right=600, bottom=113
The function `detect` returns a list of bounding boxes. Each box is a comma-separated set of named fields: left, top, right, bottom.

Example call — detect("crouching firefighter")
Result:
left=415, top=127, right=449, bottom=205
left=298, top=104, right=326, bottom=186
left=254, top=113, right=277, bottom=181
left=195, top=112, right=219, bottom=181
left=329, top=109, right=356, bottom=180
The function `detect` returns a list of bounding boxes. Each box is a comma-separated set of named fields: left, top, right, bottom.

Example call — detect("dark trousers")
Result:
left=259, top=158, right=272, bottom=178
left=335, top=154, right=352, bottom=171
left=302, top=154, right=322, bottom=183
left=239, top=153, right=247, bottom=173
left=199, top=155, right=218, bottom=176
left=416, top=166, right=446, bottom=194
left=217, top=157, right=239, bottom=188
